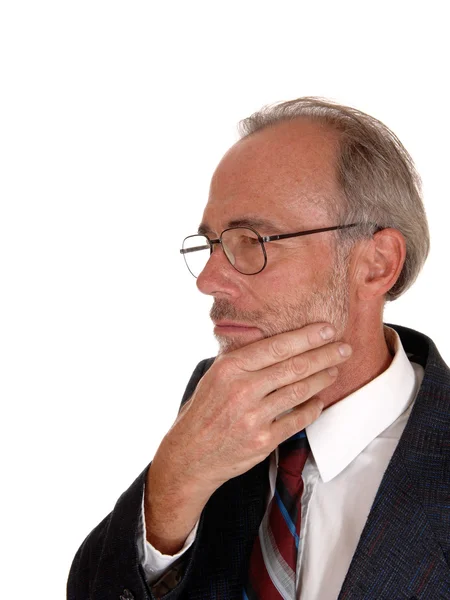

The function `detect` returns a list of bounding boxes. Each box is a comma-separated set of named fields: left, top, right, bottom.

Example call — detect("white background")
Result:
left=1, top=2, right=449, bottom=598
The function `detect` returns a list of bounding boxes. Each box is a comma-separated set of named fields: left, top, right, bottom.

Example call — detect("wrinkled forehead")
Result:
left=204, top=119, right=341, bottom=232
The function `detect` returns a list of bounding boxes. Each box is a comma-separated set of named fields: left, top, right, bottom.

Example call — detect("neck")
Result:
left=317, top=317, right=393, bottom=410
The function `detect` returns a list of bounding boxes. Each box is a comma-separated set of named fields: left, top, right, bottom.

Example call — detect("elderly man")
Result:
left=67, top=98, right=450, bottom=600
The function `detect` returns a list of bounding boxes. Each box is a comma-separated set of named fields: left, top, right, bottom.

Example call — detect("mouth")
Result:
left=213, top=320, right=261, bottom=334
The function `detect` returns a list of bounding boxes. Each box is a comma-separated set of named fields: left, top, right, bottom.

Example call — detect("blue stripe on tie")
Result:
left=274, top=489, right=300, bottom=549
left=243, top=590, right=249, bottom=600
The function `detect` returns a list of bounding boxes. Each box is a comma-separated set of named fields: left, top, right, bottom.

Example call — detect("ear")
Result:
left=354, top=228, right=406, bottom=301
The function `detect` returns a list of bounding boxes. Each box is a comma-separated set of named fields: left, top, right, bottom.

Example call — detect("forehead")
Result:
left=203, top=119, right=340, bottom=233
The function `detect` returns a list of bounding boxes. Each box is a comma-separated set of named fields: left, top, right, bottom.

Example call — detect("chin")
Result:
left=215, top=333, right=262, bottom=354
left=216, top=337, right=244, bottom=354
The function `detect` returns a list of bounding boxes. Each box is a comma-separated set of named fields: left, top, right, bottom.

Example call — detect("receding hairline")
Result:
left=211, top=116, right=344, bottom=193
left=233, top=96, right=429, bottom=301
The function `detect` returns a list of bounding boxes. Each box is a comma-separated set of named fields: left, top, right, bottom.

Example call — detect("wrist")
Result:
left=144, top=459, right=212, bottom=555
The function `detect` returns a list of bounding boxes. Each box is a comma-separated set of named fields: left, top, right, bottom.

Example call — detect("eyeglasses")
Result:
left=180, top=223, right=360, bottom=278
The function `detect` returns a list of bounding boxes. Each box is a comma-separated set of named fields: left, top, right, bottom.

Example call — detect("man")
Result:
left=67, top=97, right=450, bottom=599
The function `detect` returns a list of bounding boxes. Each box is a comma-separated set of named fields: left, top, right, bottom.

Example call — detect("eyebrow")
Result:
left=198, top=217, right=284, bottom=237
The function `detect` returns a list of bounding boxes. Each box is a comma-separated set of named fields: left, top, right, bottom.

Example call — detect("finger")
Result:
left=261, top=367, right=338, bottom=422
left=228, top=322, right=337, bottom=372
left=255, top=341, right=351, bottom=397
left=270, top=397, right=324, bottom=445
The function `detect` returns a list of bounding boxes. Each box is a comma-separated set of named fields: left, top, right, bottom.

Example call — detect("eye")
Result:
left=240, top=234, right=260, bottom=245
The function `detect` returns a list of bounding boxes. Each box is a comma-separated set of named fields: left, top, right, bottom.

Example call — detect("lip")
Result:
left=213, top=320, right=256, bottom=329
left=213, top=321, right=261, bottom=336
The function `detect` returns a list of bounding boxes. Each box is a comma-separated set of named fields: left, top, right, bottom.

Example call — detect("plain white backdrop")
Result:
left=1, top=1, right=449, bottom=598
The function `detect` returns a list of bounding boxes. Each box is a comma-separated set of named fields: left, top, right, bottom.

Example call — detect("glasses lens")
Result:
left=221, top=228, right=265, bottom=274
left=181, top=235, right=211, bottom=277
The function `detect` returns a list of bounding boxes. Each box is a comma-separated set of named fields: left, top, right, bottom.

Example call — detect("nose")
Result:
left=196, top=244, right=242, bottom=298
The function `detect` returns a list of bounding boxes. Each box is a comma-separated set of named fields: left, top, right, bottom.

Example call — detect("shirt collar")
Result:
left=306, top=326, right=418, bottom=483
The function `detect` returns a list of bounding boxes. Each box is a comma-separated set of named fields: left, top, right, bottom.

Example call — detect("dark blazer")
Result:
left=67, top=325, right=450, bottom=599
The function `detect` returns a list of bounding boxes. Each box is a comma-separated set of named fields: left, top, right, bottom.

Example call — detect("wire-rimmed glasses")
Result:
left=180, top=223, right=360, bottom=278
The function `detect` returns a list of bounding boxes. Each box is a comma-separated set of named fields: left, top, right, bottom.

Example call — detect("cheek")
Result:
left=272, top=240, right=331, bottom=273
left=267, top=252, right=325, bottom=291
left=249, top=244, right=336, bottom=304
left=256, top=265, right=304, bottom=302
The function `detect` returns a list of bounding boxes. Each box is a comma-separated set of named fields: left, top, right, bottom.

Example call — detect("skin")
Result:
left=145, top=118, right=406, bottom=555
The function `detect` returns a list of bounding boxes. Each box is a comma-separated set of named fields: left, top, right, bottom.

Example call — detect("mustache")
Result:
left=210, top=299, right=263, bottom=324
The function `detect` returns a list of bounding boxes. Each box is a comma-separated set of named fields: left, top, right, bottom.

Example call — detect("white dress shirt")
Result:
left=138, top=327, right=424, bottom=599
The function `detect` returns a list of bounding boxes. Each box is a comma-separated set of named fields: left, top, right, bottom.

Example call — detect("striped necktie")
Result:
left=244, top=430, right=311, bottom=599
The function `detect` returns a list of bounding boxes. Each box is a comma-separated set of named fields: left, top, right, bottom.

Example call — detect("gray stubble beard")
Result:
left=210, top=248, right=350, bottom=354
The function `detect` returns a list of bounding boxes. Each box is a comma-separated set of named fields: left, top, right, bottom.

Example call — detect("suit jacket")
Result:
left=67, top=324, right=450, bottom=599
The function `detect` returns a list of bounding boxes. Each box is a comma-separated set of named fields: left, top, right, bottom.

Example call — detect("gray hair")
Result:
left=238, top=97, right=430, bottom=301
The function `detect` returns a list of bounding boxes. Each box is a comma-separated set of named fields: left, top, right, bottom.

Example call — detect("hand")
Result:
left=145, top=322, right=352, bottom=554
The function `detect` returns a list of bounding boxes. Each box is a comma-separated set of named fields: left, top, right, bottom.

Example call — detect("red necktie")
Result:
left=244, top=430, right=311, bottom=599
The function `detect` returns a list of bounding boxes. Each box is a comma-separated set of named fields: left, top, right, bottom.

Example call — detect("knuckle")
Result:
left=228, top=380, right=246, bottom=404
left=253, top=429, right=271, bottom=450
left=318, top=370, right=334, bottom=389
left=327, top=344, right=340, bottom=361
left=290, top=355, right=310, bottom=378
left=306, top=326, right=320, bottom=348
left=316, top=347, right=334, bottom=369
left=291, top=379, right=309, bottom=401
left=316, top=345, right=340, bottom=369
left=321, top=346, right=340, bottom=368
left=216, top=354, right=239, bottom=376
left=242, top=411, right=258, bottom=434
left=245, top=377, right=261, bottom=398
left=212, top=354, right=228, bottom=373
left=269, top=338, right=292, bottom=360
left=228, top=355, right=247, bottom=372
left=299, top=400, right=322, bottom=425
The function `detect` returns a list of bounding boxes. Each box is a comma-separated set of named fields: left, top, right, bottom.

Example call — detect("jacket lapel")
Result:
left=338, top=325, right=450, bottom=599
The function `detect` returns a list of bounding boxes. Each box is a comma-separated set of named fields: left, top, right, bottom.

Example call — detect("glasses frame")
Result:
left=180, top=223, right=362, bottom=277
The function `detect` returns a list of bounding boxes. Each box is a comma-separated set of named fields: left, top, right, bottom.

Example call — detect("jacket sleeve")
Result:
left=67, top=358, right=215, bottom=600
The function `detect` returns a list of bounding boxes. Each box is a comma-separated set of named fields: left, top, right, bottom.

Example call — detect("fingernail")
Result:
left=320, top=326, right=335, bottom=340
left=339, top=344, right=352, bottom=357
left=328, top=366, right=339, bottom=376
